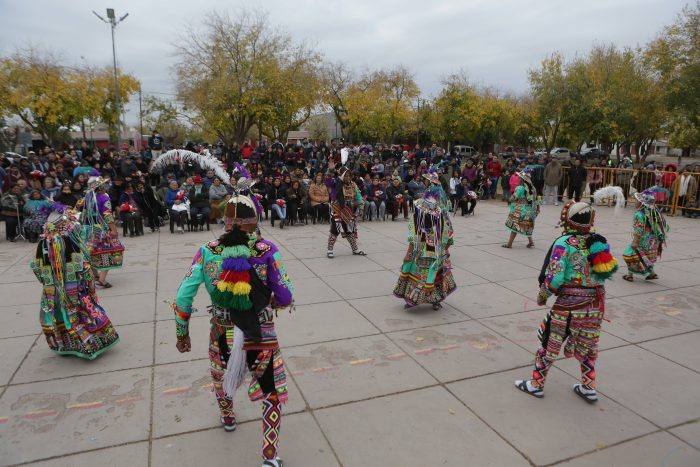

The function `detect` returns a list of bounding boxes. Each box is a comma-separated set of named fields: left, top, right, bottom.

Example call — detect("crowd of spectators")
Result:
left=2, top=137, right=699, bottom=242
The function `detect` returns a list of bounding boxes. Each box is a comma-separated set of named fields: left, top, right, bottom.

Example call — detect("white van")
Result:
left=453, top=145, right=477, bottom=158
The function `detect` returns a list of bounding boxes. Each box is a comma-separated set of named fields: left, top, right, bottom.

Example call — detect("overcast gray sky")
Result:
left=0, top=0, right=687, bottom=126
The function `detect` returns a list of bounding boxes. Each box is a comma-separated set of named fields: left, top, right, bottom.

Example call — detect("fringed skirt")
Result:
left=622, top=242, right=658, bottom=275
left=330, top=201, right=356, bottom=238
left=40, top=289, right=119, bottom=360
left=505, top=202, right=536, bottom=236
left=394, top=250, right=456, bottom=306
left=82, top=225, right=124, bottom=270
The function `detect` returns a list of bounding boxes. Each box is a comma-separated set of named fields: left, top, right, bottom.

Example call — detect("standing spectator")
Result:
left=1, top=184, right=25, bottom=241
left=586, top=162, right=603, bottom=202
left=241, top=140, right=253, bottom=160
left=461, top=159, right=478, bottom=188
left=616, top=157, right=634, bottom=200
left=449, top=170, right=461, bottom=209
left=118, top=183, right=144, bottom=237
left=568, top=158, right=587, bottom=202
left=531, top=156, right=546, bottom=197
left=485, top=154, right=502, bottom=199
left=148, top=130, right=164, bottom=158
left=501, top=169, right=512, bottom=201
left=543, top=157, right=563, bottom=205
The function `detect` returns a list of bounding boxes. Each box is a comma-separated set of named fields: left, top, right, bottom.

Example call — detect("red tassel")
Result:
left=220, top=270, right=249, bottom=283
left=592, top=252, right=613, bottom=265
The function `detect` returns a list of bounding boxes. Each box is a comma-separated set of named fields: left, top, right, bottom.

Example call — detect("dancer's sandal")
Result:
left=96, top=280, right=113, bottom=289
left=645, top=273, right=658, bottom=280
left=622, top=274, right=634, bottom=282
left=514, top=379, right=544, bottom=398
left=220, top=416, right=237, bottom=432
left=352, top=250, right=366, bottom=256
left=327, top=251, right=334, bottom=259
left=573, top=384, right=598, bottom=404
left=432, top=302, right=442, bottom=310
left=526, top=242, right=535, bottom=248
left=501, top=244, right=512, bottom=249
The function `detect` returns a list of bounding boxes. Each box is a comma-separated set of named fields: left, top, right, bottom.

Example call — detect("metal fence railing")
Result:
left=553, top=166, right=700, bottom=215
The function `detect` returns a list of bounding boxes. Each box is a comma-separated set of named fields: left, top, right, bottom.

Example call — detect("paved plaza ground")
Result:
left=1, top=200, right=699, bottom=466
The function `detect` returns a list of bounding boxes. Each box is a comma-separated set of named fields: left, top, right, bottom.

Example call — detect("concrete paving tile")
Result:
left=0, top=282, right=41, bottom=306
left=283, top=258, right=316, bottom=280
left=558, top=346, right=700, bottom=428
left=97, top=271, right=157, bottom=297
left=652, top=264, right=700, bottom=289
left=152, top=412, right=338, bottom=466
left=0, top=368, right=151, bottom=465
left=12, top=322, right=154, bottom=384
left=155, top=252, right=196, bottom=271
left=480, top=309, right=629, bottom=352
left=603, top=298, right=698, bottom=343
left=0, top=303, right=40, bottom=338
left=468, top=258, right=539, bottom=282
left=99, top=292, right=156, bottom=326
left=663, top=258, right=700, bottom=275
left=0, top=265, right=38, bottom=284
left=154, top=315, right=212, bottom=365
left=109, top=254, right=158, bottom=274
left=285, top=334, right=436, bottom=408
left=349, top=294, right=470, bottom=332
left=302, top=254, right=385, bottom=277
left=449, top=244, right=501, bottom=263
left=275, top=301, right=379, bottom=348
left=670, top=420, right=700, bottom=450
left=619, top=289, right=700, bottom=326
left=27, top=441, right=149, bottom=467
left=388, top=321, right=532, bottom=382
left=447, top=368, right=656, bottom=466
left=554, top=431, right=700, bottom=467
left=322, top=270, right=398, bottom=300
left=495, top=277, right=541, bottom=297
left=639, top=331, right=700, bottom=372
left=0, top=335, right=36, bottom=385
left=289, top=277, right=342, bottom=305
left=156, top=268, right=189, bottom=293
left=315, top=386, right=529, bottom=467
left=447, top=265, right=492, bottom=286
left=603, top=274, right=668, bottom=297
left=445, top=282, right=545, bottom=318
left=151, top=359, right=306, bottom=437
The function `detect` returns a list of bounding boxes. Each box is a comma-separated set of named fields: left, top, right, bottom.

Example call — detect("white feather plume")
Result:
left=150, top=149, right=231, bottom=186
left=592, top=185, right=626, bottom=211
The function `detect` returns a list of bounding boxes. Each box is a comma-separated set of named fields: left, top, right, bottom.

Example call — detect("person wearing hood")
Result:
left=543, top=158, right=563, bottom=205
left=622, top=190, right=669, bottom=282
left=503, top=170, right=539, bottom=249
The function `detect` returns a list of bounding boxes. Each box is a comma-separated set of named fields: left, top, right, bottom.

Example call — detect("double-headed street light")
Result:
left=93, top=8, right=129, bottom=149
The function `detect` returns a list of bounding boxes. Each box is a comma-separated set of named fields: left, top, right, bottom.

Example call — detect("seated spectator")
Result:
left=455, top=177, right=477, bottom=216
left=208, top=177, right=228, bottom=222
left=23, top=190, right=51, bottom=242
left=118, top=183, right=144, bottom=237
left=285, top=179, right=308, bottom=225
left=170, top=193, right=189, bottom=234
left=54, top=183, right=79, bottom=208
left=365, top=177, right=386, bottom=221
left=41, top=177, right=61, bottom=200
left=386, top=176, right=409, bottom=221
left=267, top=176, right=287, bottom=229
left=308, top=172, right=330, bottom=224
left=188, top=176, right=210, bottom=229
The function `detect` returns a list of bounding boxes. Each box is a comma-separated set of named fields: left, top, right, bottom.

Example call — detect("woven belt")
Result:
left=208, top=305, right=273, bottom=324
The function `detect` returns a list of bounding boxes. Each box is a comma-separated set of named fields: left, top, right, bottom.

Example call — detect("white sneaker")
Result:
left=177, top=226, right=184, bottom=234
left=262, top=458, right=282, bottom=467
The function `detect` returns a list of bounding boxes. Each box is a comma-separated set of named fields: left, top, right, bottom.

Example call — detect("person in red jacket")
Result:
left=241, top=141, right=254, bottom=160
left=485, top=154, right=502, bottom=199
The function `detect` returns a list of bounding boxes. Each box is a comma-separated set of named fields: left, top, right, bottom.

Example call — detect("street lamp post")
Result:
left=93, top=8, right=129, bottom=149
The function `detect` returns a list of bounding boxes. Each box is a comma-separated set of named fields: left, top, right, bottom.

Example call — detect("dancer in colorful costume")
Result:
left=622, top=189, right=669, bottom=282
left=80, top=176, right=124, bottom=288
left=325, top=160, right=366, bottom=258
left=393, top=177, right=456, bottom=310
left=503, top=169, right=539, bottom=249
left=515, top=198, right=618, bottom=403
left=174, top=191, right=293, bottom=467
left=30, top=208, right=119, bottom=359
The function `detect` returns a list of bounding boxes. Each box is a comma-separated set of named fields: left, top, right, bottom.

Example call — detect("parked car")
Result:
left=534, top=148, right=547, bottom=157
left=581, top=147, right=606, bottom=160
left=549, top=147, right=571, bottom=160
left=453, top=145, right=478, bottom=159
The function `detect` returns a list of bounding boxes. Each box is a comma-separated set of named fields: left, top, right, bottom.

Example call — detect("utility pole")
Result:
left=138, top=85, right=144, bottom=149
left=93, top=8, right=129, bottom=149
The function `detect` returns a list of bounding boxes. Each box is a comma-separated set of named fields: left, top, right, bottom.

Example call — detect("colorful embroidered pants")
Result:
left=209, top=318, right=283, bottom=460
left=531, top=294, right=602, bottom=390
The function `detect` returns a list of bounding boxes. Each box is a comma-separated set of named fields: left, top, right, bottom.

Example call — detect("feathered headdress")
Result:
left=232, top=163, right=262, bottom=215
left=151, top=149, right=231, bottom=186
left=592, top=185, right=626, bottom=211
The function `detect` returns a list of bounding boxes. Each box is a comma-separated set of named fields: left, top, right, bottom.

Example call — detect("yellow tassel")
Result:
left=593, top=259, right=617, bottom=273
left=232, top=281, right=251, bottom=295
left=217, top=281, right=234, bottom=292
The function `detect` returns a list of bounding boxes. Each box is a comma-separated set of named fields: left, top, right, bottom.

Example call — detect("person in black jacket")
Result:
left=568, top=158, right=587, bottom=202
left=266, top=177, right=287, bottom=229
left=188, top=176, right=210, bottom=230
